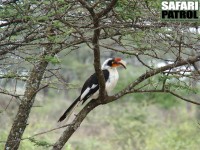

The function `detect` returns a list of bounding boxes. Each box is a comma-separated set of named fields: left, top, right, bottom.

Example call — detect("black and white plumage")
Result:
left=58, top=57, right=126, bottom=122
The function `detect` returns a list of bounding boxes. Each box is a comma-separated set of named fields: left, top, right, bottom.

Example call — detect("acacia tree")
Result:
left=0, top=0, right=199, bottom=149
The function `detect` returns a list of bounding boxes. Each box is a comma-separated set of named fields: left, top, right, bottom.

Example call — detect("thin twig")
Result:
left=23, top=123, right=73, bottom=140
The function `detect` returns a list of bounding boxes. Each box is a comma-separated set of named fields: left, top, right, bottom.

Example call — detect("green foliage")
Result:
left=28, top=138, right=52, bottom=148
left=115, top=0, right=161, bottom=21
left=167, top=82, right=198, bottom=94
left=44, top=55, right=61, bottom=65
left=25, top=56, right=39, bottom=62
left=3, top=71, right=17, bottom=78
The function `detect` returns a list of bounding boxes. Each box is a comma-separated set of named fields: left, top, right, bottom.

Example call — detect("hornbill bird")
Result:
left=58, top=57, right=126, bottom=122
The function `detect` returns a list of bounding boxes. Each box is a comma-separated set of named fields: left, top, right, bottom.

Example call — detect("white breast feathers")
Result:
left=106, top=68, right=119, bottom=94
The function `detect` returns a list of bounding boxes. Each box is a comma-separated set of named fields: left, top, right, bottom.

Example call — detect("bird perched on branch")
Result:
left=58, top=57, right=126, bottom=122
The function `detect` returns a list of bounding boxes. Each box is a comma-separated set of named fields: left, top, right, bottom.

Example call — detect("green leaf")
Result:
left=44, top=55, right=61, bottom=65
left=28, top=138, right=52, bottom=148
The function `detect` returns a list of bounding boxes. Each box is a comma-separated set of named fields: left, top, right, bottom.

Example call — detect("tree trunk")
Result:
left=5, top=54, right=49, bottom=150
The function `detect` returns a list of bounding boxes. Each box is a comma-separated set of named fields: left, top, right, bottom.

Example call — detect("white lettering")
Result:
left=162, top=1, right=169, bottom=10
left=187, top=2, right=194, bottom=10
left=162, top=1, right=199, bottom=10
left=176, top=2, right=182, bottom=10
left=194, top=2, right=199, bottom=10
left=168, top=2, right=176, bottom=10
left=180, top=2, right=187, bottom=10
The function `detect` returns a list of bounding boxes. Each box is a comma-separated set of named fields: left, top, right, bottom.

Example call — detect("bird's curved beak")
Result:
left=117, top=60, right=127, bottom=69
left=111, top=58, right=127, bottom=69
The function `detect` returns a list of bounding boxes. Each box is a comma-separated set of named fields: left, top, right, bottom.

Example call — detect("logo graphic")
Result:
left=161, top=0, right=199, bottom=21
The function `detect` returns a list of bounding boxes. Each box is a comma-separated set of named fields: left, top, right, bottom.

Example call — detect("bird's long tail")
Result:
left=58, top=96, right=81, bottom=122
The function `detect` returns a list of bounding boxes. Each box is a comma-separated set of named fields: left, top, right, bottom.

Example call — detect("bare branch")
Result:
left=97, top=0, right=117, bottom=18
left=77, top=0, right=95, bottom=16
left=167, top=90, right=200, bottom=105
left=23, top=123, right=73, bottom=140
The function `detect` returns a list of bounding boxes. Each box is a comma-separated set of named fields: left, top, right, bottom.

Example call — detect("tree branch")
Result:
left=97, top=0, right=118, bottom=18
left=126, top=89, right=200, bottom=105
left=166, top=90, right=200, bottom=105
left=77, top=0, right=95, bottom=16
left=52, top=99, right=98, bottom=150
left=112, top=55, right=200, bottom=101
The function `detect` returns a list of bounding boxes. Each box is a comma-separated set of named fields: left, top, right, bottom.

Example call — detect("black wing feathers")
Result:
left=81, top=70, right=109, bottom=103
left=58, top=70, right=110, bottom=122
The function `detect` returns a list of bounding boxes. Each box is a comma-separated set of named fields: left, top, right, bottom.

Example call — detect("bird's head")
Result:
left=102, top=57, right=126, bottom=69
